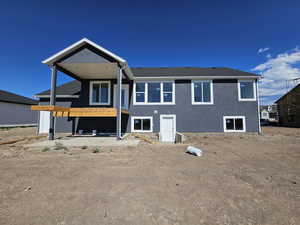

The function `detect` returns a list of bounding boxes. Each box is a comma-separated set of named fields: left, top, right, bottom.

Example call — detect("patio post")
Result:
left=49, top=65, right=57, bottom=140
left=116, top=66, right=123, bottom=140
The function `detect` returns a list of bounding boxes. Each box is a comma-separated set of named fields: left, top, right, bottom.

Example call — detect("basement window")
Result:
left=223, top=116, right=246, bottom=132
left=131, top=116, right=153, bottom=132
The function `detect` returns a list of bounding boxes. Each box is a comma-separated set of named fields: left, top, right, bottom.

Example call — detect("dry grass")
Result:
left=0, top=126, right=299, bottom=225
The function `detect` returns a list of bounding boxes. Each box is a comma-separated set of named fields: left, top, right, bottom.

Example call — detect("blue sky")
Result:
left=0, top=0, right=300, bottom=104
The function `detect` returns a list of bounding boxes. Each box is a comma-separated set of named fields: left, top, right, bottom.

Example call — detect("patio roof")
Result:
left=43, top=38, right=134, bottom=80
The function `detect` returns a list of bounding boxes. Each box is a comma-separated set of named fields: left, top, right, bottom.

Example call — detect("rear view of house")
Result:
left=32, top=38, right=261, bottom=141
left=0, top=90, right=38, bottom=127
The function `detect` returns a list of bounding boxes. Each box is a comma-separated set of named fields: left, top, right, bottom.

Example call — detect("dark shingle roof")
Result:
left=131, top=67, right=259, bottom=77
left=35, top=67, right=259, bottom=96
left=0, top=90, right=37, bottom=105
left=36, top=80, right=81, bottom=96
left=275, top=83, right=300, bottom=103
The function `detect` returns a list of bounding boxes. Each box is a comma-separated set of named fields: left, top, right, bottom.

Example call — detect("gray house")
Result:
left=0, top=90, right=38, bottom=127
left=33, top=38, right=260, bottom=142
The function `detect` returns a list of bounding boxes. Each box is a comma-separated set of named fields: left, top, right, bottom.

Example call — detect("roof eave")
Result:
left=42, top=38, right=127, bottom=66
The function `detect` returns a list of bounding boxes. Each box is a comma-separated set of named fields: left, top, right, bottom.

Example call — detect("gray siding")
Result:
left=39, top=79, right=259, bottom=133
left=129, top=79, right=259, bottom=133
left=0, top=101, right=38, bottom=126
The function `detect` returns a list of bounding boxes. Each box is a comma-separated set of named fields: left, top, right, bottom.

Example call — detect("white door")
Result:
left=39, top=111, right=50, bottom=134
left=113, top=84, right=129, bottom=110
left=160, top=115, right=176, bottom=142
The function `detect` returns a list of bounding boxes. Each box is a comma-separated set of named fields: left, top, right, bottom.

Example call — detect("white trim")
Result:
left=89, top=81, right=111, bottom=105
left=134, top=76, right=259, bottom=80
left=131, top=116, right=153, bottom=132
left=238, top=80, right=257, bottom=101
left=191, top=80, right=214, bottom=105
left=42, top=38, right=126, bottom=65
left=34, top=95, right=80, bottom=98
left=159, top=114, right=176, bottom=142
left=133, top=81, right=175, bottom=105
left=223, top=116, right=246, bottom=132
left=0, top=123, right=37, bottom=128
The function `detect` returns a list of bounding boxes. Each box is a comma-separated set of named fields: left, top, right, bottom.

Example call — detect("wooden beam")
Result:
left=31, top=106, right=129, bottom=117
left=31, top=105, right=69, bottom=111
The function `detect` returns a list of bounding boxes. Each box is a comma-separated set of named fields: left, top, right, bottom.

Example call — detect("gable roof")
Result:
left=35, top=67, right=259, bottom=97
left=275, top=83, right=300, bottom=103
left=43, top=38, right=126, bottom=65
left=0, top=90, right=37, bottom=105
left=131, top=67, right=259, bottom=78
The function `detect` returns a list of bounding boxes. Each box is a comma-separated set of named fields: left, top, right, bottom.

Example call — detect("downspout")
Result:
left=116, top=63, right=127, bottom=140
left=256, top=78, right=262, bottom=134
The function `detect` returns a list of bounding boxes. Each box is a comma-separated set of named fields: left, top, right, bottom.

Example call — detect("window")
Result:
left=133, top=81, right=175, bottom=104
left=163, top=82, right=173, bottom=102
left=191, top=80, right=213, bottom=104
left=238, top=80, right=256, bottom=101
left=148, top=82, right=161, bottom=103
left=89, top=81, right=111, bottom=105
left=131, top=116, right=153, bottom=132
left=223, top=116, right=246, bottom=132
left=135, top=82, right=145, bottom=103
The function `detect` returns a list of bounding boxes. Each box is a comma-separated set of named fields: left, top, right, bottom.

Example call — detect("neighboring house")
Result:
left=32, top=38, right=260, bottom=142
left=276, top=84, right=300, bottom=127
left=0, top=90, right=38, bottom=127
left=260, top=105, right=278, bottom=123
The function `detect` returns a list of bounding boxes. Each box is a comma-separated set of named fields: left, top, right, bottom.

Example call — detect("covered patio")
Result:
left=32, top=38, right=134, bottom=140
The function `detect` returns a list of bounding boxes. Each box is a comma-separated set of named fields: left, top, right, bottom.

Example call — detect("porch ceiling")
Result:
left=57, top=62, right=125, bottom=79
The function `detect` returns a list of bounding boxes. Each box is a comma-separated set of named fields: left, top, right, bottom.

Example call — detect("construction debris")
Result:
left=132, top=134, right=154, bottom=144
left=186, top=146, right=202, bottom=156
left=0, top=135, right=46, bottom=145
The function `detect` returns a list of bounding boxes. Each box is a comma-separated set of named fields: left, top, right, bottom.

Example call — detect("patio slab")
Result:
left=27, top=137, right=140, bottom=148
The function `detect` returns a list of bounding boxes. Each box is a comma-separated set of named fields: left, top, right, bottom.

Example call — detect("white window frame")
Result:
left=89, top=81, right=111, bottom=105
left=238, top=79, right=256, bottom=101
left=133, top=81, right=175, bottom=105
left=223, top=116, right=246, bottom=132
left=131, top=116, right=153, bottom=132
left=191, top=80, right=214, bottom=105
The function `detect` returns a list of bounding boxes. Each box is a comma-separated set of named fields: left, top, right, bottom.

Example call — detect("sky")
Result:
left=0, top=0, right=299, bottom=105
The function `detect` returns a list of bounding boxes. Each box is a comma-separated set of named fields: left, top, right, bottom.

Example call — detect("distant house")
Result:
left=276, top=84, right=300, bottom=127
left=260, top=105, right=278, bottom=123
left=0, top=90, right=38, bottom=127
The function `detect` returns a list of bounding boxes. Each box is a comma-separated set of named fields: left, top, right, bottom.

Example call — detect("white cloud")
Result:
left=252, top=48, right=300, bottom=104
left=258, top=47, right=270, bottom=54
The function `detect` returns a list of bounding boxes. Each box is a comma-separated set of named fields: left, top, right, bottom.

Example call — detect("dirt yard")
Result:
left=0, top=127, right=299, bottom=225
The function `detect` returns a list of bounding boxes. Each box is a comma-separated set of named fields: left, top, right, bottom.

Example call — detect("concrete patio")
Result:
left=27, top=136, right=140, bottom=148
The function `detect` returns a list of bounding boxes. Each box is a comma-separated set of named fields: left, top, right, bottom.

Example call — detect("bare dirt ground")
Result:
left=0, top=127, right=299, bottom=225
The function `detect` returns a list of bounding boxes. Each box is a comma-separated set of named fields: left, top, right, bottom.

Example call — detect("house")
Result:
left=276, top=83, right=300, bottom=127
left=260, top=105, right=278, bottom=124
left=32, top=38, right=261, bottom=142
left=0, top=90, right=38, bottom=127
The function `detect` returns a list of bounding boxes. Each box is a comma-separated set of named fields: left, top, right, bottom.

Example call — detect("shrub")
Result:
left=92, top=147, right=101, bottom=153
left=54, top=142, right=68, bottom=151
left=41, top=147, right=50, bottom=152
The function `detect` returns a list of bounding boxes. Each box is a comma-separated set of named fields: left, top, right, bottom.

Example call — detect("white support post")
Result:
left=116, top=66, right=123, bottom=140
left=49, top=65, right=57, bottom=140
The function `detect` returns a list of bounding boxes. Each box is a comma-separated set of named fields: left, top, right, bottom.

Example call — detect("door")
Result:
left=160, top=115, right=176, bottom=142
left=113, top=84, right=129, bottom=110
left=39, top=111, right=50, bottom=134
